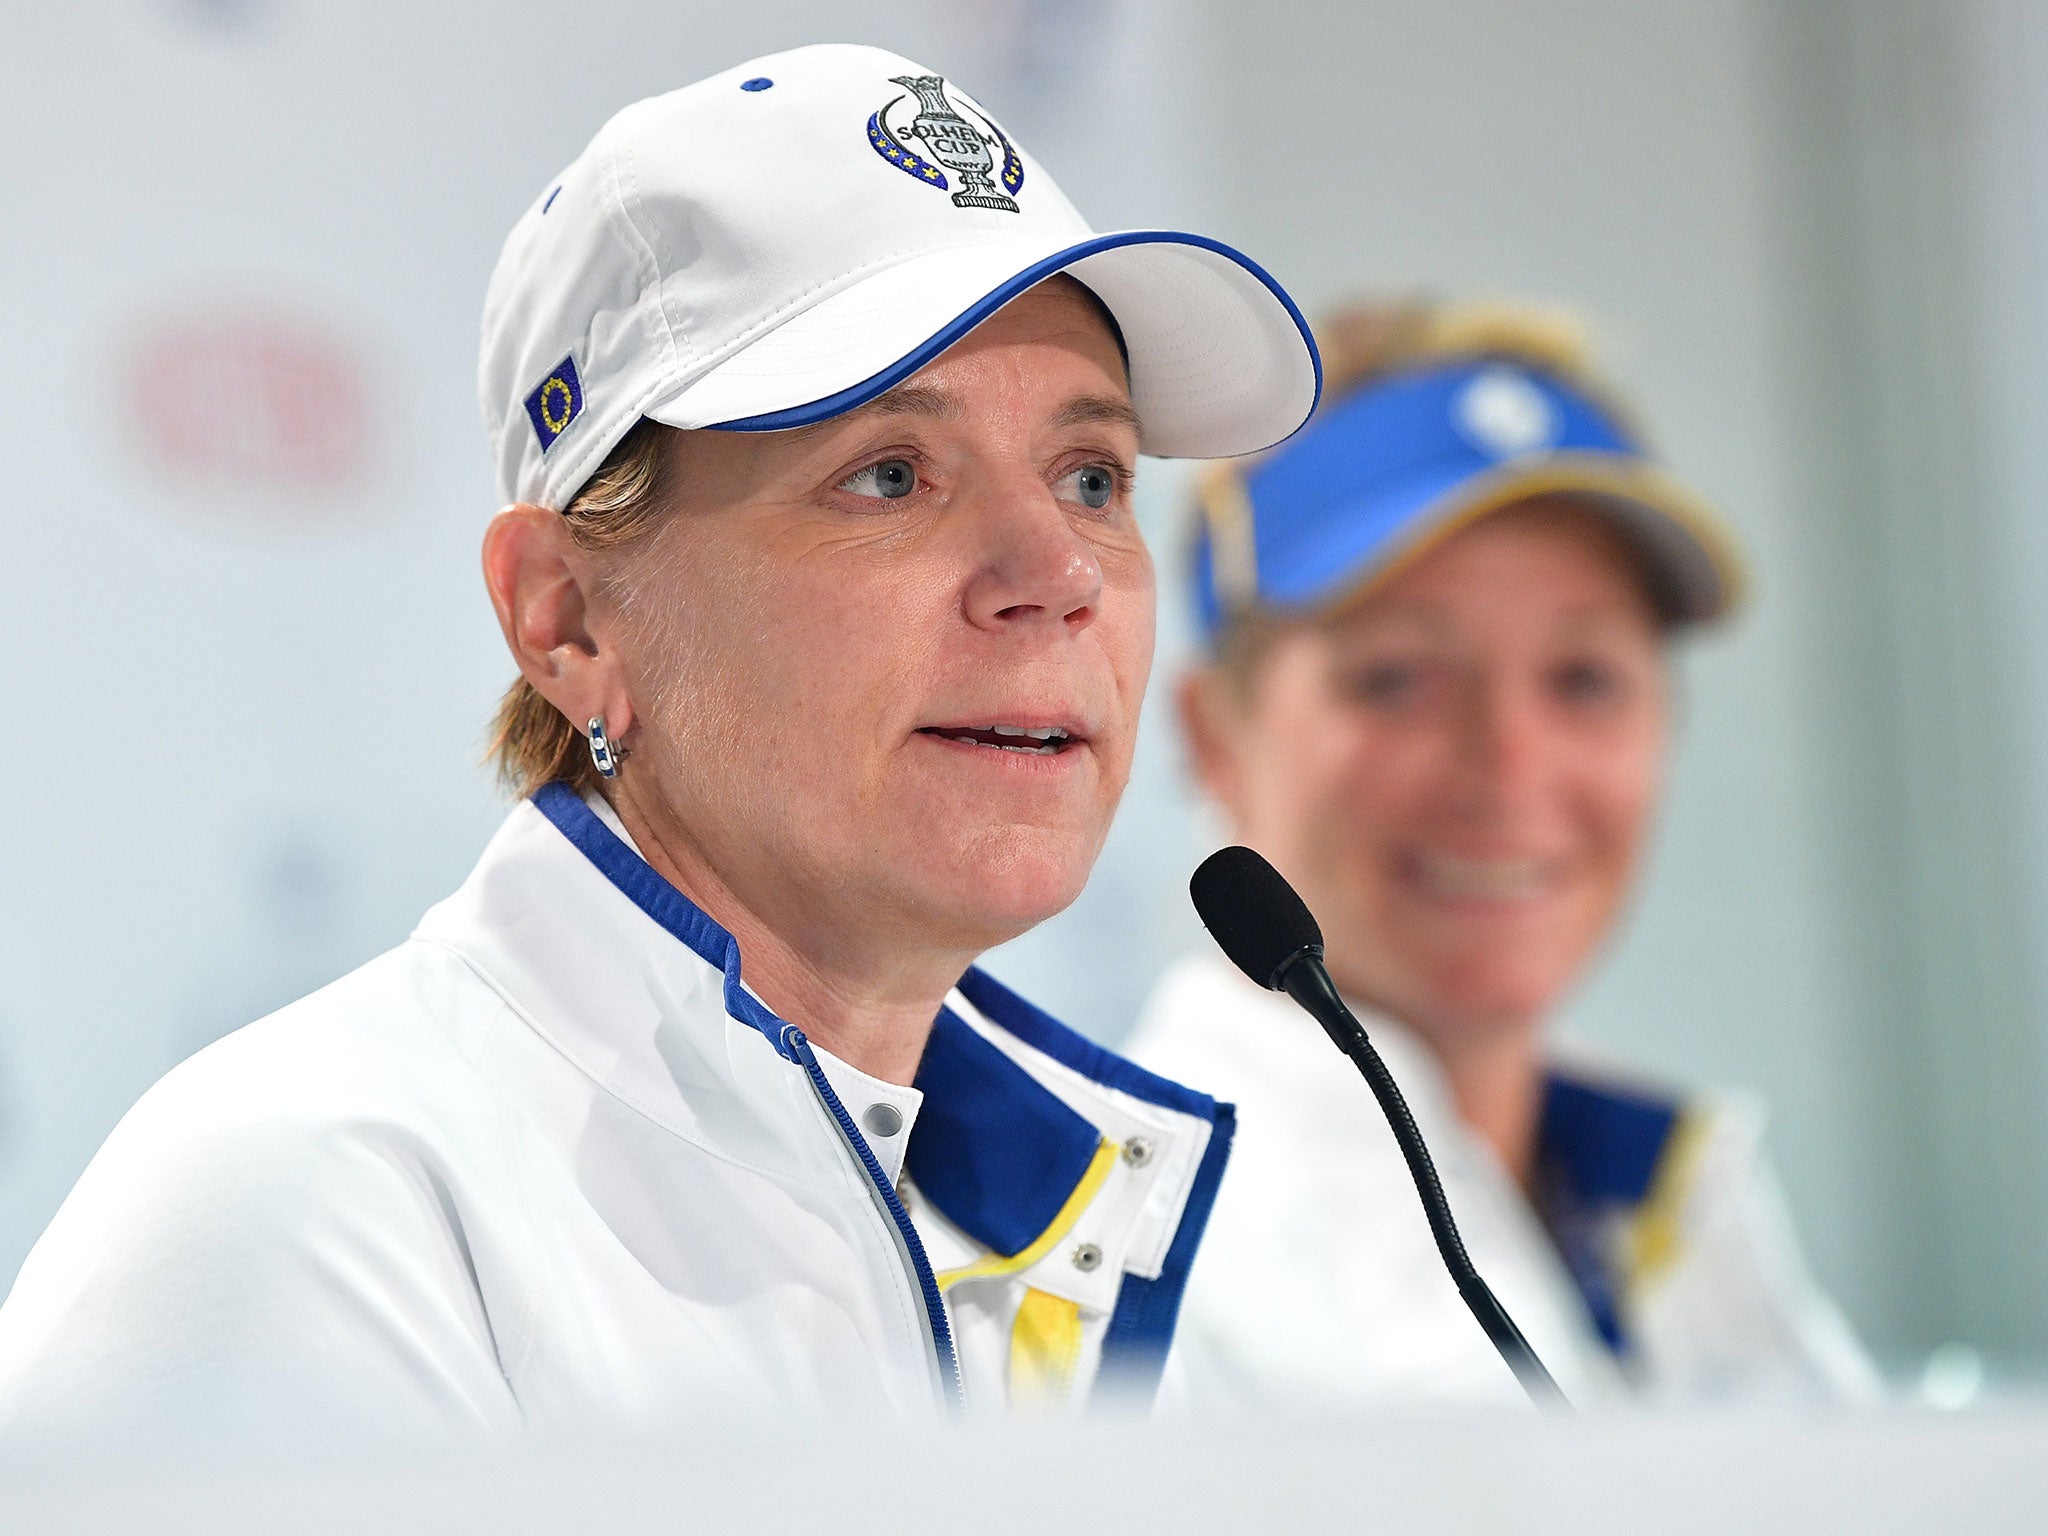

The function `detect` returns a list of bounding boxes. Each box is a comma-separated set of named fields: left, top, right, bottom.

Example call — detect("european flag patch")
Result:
left=524, top=354, right=584, bottom=453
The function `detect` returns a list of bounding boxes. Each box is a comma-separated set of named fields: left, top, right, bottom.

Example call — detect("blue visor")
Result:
left=1191, top=359, right=1736, bottom=641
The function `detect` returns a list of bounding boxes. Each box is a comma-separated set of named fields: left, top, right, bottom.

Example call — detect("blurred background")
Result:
left=5, top=0, right=2048, bottom=1396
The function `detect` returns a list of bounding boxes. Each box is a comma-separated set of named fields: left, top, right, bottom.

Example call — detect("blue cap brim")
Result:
left=1196, top=451, right=1743, bottom=638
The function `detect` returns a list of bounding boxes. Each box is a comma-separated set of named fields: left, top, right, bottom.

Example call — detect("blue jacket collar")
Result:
left=1539, top=1071, right=1681, bottom=1207
left=1534, top=1068, right=1686, bottom=1353
left=906, top=1008, right=1101, bottom=1257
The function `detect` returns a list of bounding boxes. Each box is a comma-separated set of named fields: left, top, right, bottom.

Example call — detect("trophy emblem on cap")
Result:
left=867, top=75, right=1024, bottom=213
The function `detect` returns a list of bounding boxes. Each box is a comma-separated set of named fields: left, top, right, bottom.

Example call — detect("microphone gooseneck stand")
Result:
left=1277, top=949, right=1569, bottom=1410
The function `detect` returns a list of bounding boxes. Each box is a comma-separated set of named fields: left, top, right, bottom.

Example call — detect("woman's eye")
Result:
left=1554, top=659, right=1625, bottom=704
left=839, top=458, right=918, bottom=500
left=1344, top=662, right=1423, bottom=706
left=1055, top=463, right=1118, bottom=510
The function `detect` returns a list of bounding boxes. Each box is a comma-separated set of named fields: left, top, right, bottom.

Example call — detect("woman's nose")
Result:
left=1456, top=684, right=1548, bottom=805
left=962, top=482, right=1104, bottom=635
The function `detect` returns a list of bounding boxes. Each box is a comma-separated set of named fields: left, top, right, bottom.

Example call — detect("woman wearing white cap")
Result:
left=0, top=45, right=1317, bottom=1444
left=1127, top=302, right=1879, bottom=1407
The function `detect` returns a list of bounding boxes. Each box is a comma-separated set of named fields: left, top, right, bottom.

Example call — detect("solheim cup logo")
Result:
left=866, top=74, right=1025, bottom=213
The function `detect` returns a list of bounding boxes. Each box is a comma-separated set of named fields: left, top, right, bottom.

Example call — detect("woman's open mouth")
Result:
left=916, top=724, right=1077, bottom=756
left=1397, top=849, right=1564, bottom=905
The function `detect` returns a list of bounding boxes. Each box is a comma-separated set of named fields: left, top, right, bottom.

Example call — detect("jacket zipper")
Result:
left=784, top=1026, right=965, bottom=1413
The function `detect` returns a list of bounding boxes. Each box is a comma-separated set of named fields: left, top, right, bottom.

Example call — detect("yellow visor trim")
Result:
left=1196, top=464, right=1261, bottom=617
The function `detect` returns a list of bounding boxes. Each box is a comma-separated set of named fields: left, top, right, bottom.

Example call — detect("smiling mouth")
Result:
left=1409, top=852, right=1556, bottom=902
left=917, top=724, right=1077, bottom=756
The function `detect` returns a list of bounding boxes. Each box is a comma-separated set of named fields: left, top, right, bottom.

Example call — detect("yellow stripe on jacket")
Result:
left=1010, top=1287, right=1086, bottom=1412
left=933, top=1139, right=1121, bottom=1292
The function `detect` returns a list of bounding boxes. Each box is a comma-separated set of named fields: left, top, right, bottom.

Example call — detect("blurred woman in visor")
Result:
left=1128, top=301, right=1879, bottom=1408
left=0, top=44, right=1319, bottom=1445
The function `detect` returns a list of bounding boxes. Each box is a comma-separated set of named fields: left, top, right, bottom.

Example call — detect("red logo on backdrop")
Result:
left=127, top=306, right=374, bottom=496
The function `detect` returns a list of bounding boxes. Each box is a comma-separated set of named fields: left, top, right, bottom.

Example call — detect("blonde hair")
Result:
left=487, top=419, right=673, bottom=798
left=1313, top=296, right=1605, bottom=400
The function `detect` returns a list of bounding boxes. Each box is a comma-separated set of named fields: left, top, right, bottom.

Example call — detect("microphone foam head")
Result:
left=1189, top=846, right=1325, bottom=990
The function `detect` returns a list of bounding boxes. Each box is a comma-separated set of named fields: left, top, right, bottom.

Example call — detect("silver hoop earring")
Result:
left=587, top=716, right=625, bottom=779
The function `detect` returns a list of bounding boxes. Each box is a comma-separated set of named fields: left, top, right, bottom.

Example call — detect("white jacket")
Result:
left=0, top=788, right=1231, bottom=1450
left=1127, top=953, right=1880, bottom=1410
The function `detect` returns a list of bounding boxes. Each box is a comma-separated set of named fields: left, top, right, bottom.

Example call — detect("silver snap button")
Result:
left=1122, top=1137, right=1154, bottom=1168
left=862, top=1103, right=904, bottom=1138
left=1071, top=1242, right=1103, bottom=1273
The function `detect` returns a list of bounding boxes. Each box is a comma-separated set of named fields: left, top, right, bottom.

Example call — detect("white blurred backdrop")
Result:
left=7, top=0, right=2048, bottom=1388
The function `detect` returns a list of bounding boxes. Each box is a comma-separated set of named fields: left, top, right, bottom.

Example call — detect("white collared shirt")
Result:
left=0, top=789, right=1229, bottom=1452
left=1126, top=953, right=1881, bottom=1410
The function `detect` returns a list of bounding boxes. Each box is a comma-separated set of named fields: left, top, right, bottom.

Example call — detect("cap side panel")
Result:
left=526, top=133, right=672, bottom=508
left=608, top=117, right=693, bottom=375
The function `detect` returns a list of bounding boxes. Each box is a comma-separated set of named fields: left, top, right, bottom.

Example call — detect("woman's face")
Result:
left=607, top=278, right=1152, bottom=961
left=1189, top=504, right=1670, bottom=1044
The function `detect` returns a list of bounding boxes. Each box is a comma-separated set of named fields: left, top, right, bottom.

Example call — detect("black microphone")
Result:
left=1190, top=845, right=1568, bottom=1409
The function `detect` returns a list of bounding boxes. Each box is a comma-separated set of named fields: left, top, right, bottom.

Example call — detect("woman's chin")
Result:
left=902, top=835, right=1099, bottom=950
left=1373, top=911, right=1596, bottom=1032
left=1414, top=964, right=1573, bottom=1034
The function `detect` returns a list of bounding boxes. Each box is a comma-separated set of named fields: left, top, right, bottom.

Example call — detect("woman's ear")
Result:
left=481, top=506, right=634, bottom=740
left=1178, top=667, right=1247, bottom=831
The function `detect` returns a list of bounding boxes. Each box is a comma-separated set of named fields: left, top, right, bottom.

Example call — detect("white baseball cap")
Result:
left=480, top=43, right=1322, bottom=510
